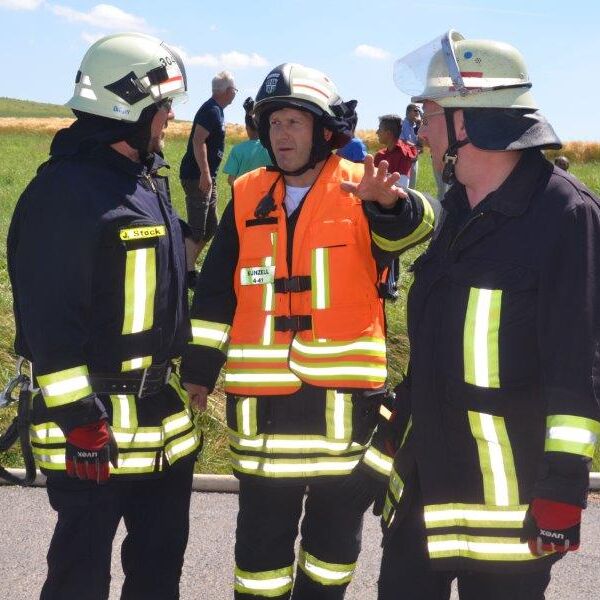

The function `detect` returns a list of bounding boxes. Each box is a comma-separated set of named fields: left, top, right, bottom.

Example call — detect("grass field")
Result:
left=1, top=107, right=599, bottom=473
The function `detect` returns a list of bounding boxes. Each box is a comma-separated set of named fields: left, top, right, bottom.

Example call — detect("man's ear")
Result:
left=324, top=129, right=333, bottom=142
left=454, top=109, right=467, bottom=141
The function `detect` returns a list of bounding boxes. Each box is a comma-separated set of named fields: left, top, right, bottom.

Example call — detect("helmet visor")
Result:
left=393, top=30, right=465, bottom=100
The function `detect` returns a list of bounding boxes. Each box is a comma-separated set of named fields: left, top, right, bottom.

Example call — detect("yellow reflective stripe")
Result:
left=190, top=319, right=231, bottom=352
left=122, top=247, right=156, bottom=334
left=30, top=422, right=65, bottom=444
left=110, top=394, right=138, bottom=430
left=371, top=191, right=434, bottom=252
left=424, top=503, right=527, bottom=529
left=464, top=288, right=501, bottom=388
left=120, top=225, right=165, bottom=241
left=427, top=534, right=538, bottom=561
left=326, top=390, right=352, bottom=441
left=121, top=355, right=152, bottom=372
left=545, top=415, right=600, bottom=458
left=32, top=447, right=66, bottom=469
left=113, top=451, right=160, bottom=474
left=112, top=427, right=164, bottom=448
left=236, top=397, right=257, bottom=436
left=229, top=432, right=362, bottom=454
left=468, top=411, right=519, bottom=507
left=163, top=409, right=195, bottom=437
left=312, top=247, right=330, bottom=309
left=362, top=446, right=393, bottom=476
left=164, top=429, right=201, bottom=463
left=289, top=360, right=387, bottom=381
left=379, top=404, right=392, bottom=421
left=262, top=255, right=275, bottom=312
left=38, top=365, right=92, bottom=408
left=234, top=565, right=293, bottom=597
left=228, top=346, right=289, bottom=360
left=231, top=455, right=360, bottom=477
left=291, top=337, right=386, bottom=357
left=225, top=371, right=301, bottom=384
left=298, top=547, right=356, bottom=585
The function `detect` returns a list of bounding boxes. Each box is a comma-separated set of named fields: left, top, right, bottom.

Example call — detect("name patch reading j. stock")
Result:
left=120, top=226, right=166, bottom=241
left=240, top=266, right=276, bottom=285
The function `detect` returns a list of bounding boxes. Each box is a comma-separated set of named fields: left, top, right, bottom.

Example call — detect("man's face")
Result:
left=376, top=124, right=392, bottom=146
left=148, top=100, right=174, bottom=154
left=418, top=100, right=447, bottom=173
left=408, top=107, right=422, bottom=124
left=224, top=84, right=238, bottom=107
left=268, top=107, right=314, bottom=172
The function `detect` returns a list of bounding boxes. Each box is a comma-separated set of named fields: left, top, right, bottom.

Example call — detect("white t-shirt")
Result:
left=284, top=185, right=310, bottom=216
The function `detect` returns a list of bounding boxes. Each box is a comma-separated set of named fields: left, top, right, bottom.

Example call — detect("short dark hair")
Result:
left=378, top=114, right=402, bottom=139
left=406, top=103, right=421, bottom=116
left=554, top=155, right=570, bottom=171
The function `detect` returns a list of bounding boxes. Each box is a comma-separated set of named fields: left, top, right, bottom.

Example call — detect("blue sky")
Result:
left=1, top=0, right=599, bottom=140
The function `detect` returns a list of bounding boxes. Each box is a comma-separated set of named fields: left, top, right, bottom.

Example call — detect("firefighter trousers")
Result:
left=378, top=490, right=552, bottom=600
left=39, top=457, right=195, bottom=600
left=234, top=477, right=371, bottom=600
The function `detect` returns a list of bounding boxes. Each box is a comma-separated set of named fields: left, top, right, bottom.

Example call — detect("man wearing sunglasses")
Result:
left=7, top=33, right=201, bottom=600
left=378, top=29, right=600, bottom=600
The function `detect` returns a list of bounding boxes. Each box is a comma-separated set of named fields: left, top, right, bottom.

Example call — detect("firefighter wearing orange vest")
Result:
left=181, top=63, right=435, bottom=600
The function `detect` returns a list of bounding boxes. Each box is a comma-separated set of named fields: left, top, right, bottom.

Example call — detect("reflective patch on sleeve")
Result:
left=545, top=415, right=600, bottom=458
left=119, top=225, right=166, bottom=241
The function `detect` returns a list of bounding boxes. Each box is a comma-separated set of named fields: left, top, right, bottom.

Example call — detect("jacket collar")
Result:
left=90, top=145, right=169, bottom=178
left=442, top=149, right=551, bottom=217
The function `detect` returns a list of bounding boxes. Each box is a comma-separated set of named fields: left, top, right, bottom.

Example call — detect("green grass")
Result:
left=0, top=97, right=73, bottom=118
left=0, top=130, right=599, bottom=474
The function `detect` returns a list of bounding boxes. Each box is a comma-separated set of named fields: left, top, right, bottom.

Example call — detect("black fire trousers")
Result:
left=235, top=477, right=372, bottom=600
left=378, top=492, right=553, bottom=600
left=40, top=458, right=195, bottom=600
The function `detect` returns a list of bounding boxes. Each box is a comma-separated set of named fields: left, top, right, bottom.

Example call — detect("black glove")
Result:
left=338, top=467, right=388, bottom=512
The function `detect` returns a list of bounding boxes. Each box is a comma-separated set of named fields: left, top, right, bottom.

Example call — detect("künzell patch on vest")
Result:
left=240, top=266, right=276, bottom=285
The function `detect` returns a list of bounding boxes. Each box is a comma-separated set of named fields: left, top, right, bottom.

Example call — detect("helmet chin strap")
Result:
left=442, top=108, right=470, bottom=185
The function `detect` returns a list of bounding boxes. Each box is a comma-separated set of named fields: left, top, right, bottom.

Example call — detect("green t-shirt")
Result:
left=222, top=139, right=272, bottom=178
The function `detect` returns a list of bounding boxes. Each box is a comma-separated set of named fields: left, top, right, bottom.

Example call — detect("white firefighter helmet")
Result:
left=394, top=30, right=536, bottom=109
left=66, top=32, right=188, bottom=122
left=253, top=63, right=343, bottom=119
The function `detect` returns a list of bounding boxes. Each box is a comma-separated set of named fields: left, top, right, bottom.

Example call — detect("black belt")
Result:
left=274, top=315, right=312, bottom=332
left=90, top=362, right=172, bottom=398
left=274, top=276, right=312, bottom=293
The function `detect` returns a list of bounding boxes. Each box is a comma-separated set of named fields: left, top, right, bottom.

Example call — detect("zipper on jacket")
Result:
left=144, top=173, right=157, bottom=193
left=449, top=211, right=485, bottom=252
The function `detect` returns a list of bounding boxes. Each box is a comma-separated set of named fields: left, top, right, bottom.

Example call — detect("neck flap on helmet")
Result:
left=441, top=108, right=470, bottom=185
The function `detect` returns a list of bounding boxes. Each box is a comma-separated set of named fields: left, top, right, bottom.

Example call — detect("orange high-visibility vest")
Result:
left=225, top=155, right=387, bottom=395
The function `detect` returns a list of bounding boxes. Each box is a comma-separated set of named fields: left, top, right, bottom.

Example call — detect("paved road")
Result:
left=0, top=487, right=598, bottom=599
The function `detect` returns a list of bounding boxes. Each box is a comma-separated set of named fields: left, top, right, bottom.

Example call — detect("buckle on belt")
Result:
left=138, top=362, right=172, bottom=398
left=274, top=276, right=312, bottom=293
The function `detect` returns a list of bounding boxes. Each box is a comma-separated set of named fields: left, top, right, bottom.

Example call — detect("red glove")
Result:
left=522, top=498, right=582, bottom=556
left=65, top=421, right=118, bottom=484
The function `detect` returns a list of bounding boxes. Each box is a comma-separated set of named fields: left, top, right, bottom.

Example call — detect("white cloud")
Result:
left=81, top=30, right=104, bottom=44
left=0, top=0, right=43, bottom=9
left=49, top=3, right=150, bottom=32
left=175, top=47, right=268, bottom=70
left=354, top=44, right=391, bottom=60
left=209, top=24, right=217, bottom=31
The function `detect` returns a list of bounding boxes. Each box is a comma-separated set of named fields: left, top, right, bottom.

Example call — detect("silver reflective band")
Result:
left=548, top=426, right=597, bottom=445
left=234, top=575, right=292, bottom=591
left=234, top=436, right=358, bottom=452
left=42, top=376, right=89, bottom=398
left=302, top=561, right=353, bottom=582
left=289, top=361, right=386, bottom=377
left=228, top=348, right=289, bottom=359
left=191, top=325, right=229, bottom=344
left=428, top=539, right=531, bottom=555
left=291, top=338, right=386, bottom=355
left=425, top=508, right=526, bottom=524
left=236, top=459, right=360, bottom=474
left=225, top=373, right=300, bottom=383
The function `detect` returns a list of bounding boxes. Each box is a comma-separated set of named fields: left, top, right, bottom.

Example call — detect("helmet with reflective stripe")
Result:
left=395, top=30, right=536, bottom=109
left=66, top=32, right=188, bottom=123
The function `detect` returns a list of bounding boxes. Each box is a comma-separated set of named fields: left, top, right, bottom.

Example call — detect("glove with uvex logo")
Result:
left=65, top=420, right=119, bottom=484
left=522, top=498, right=581, bottom=555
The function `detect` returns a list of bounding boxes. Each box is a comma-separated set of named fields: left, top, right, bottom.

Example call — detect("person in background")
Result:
left=378, top=29, right=600, bottom=600
left=554, top=155, right=570, bottom=171
left=180, top=70, right=237, bottom=287
left=336, top=109, right=368, bottom=163
left=7, top=33, right=201, bottom=600
left=401, top=103, right=422, bottom=188
left=375, top=114, right=418, bottom=188
left=223, top=96, right=272, bottom=187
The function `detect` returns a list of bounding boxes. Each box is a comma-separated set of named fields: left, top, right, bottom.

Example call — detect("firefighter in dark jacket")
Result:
left=378, top=30, right=600, bottom=599
left=7, top=33, right=201, bottom=600
left=181, top=63, right=435, bottom=599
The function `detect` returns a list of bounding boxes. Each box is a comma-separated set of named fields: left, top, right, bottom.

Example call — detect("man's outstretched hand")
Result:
left=341, top=155, right=408, bottom=209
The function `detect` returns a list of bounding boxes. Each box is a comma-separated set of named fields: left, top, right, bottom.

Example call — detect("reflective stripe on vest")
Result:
left=464, top=288, right=502, bottom=388
left=234, top=565, right=293, bottom=597
left=468, top=411, right=519, bottom=507
left=325, top=390, right=352, bottom=441
left=545, top=414, right=600, bottom=458
left=298, top=547, right=356, bottom=586
left=229, top=432, right=362, bottom=455
left=37, top=365, right=93, bottom=408
left=362, top=446, right=393, bottom=477
left=122, top=248, right=156, bottom=334
left=231, top=455, right=360, bottom=478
